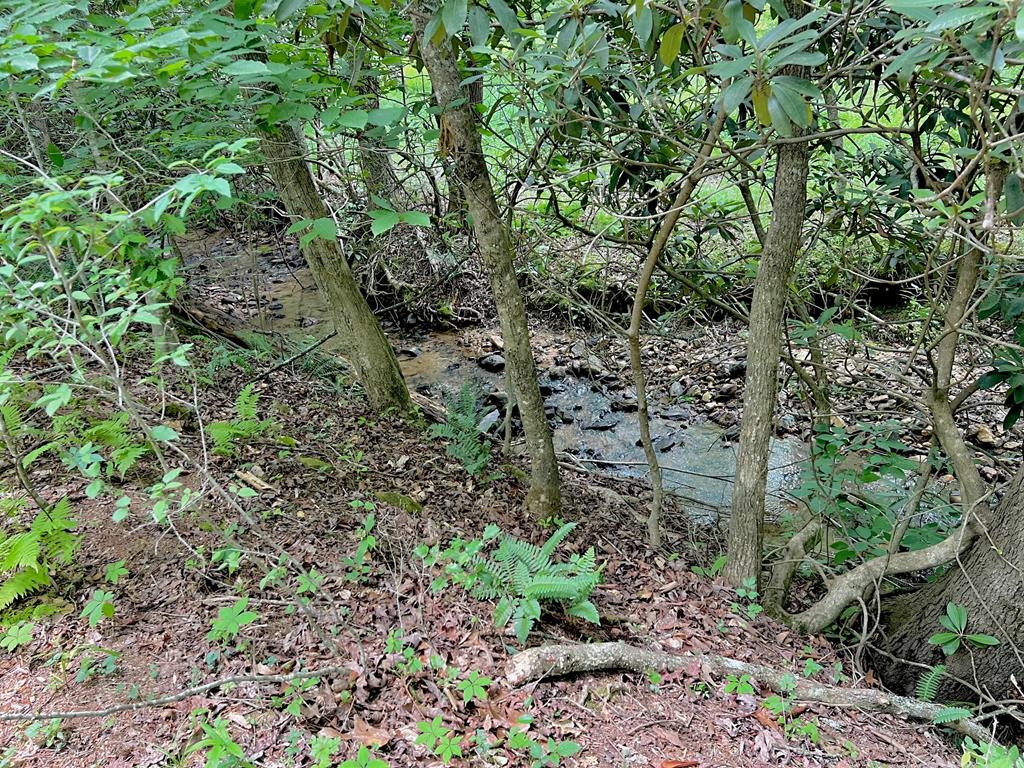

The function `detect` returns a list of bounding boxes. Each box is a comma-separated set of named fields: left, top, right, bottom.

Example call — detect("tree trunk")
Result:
left=259, top=124, right=412, bottom=414
left=411, top=7, right=561, bottom=516
left=879, top=466, right=1024, bottom=702
left=357, top=77, right=402, bottom=204
left=725, top=138, right=808, bottom=589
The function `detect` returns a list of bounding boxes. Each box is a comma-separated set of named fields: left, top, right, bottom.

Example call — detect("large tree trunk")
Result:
left=411, top=7, right=561, bottom=516
left=879, top=467, right=1024, bottom=702
left=259, top=124, right=412, bottom=414
left=725, top=138, right=809, bottom=588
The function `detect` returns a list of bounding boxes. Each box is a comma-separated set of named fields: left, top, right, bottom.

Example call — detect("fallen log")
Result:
left=505, top=641, right=993, bottom=743
left=171, top=294, right=273, bottom=350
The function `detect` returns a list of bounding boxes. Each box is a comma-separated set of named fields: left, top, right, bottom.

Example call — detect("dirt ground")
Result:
left=0, top=338, right=967, bottom=768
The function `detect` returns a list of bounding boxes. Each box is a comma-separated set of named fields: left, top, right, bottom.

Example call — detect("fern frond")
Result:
left=207, top=421, right=239, bottom=456
left=932, top=706, right=972, bottom=724
left=575, top=547, right=597, bottom=574
left=84, top=413, right=131, bottom=448
left=916, top=664, right=945, bottom=702
left=22, top=440, right=58, bottom=469
left=0, top=566, right=50, bottom=611
left=1, top=402, right=24, bottom=435
left=524, top=576, right=585, bottom=601
left=112, top=444, right=149, bottom=476
left=539, top=523, right=577, bottom=564
left=0, top=532, right=40, bottom=571
left=236, top=383, right=259, bottom=421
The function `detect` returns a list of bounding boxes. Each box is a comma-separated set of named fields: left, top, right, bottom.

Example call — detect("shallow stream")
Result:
left=190, top=247, right=805, bottom=522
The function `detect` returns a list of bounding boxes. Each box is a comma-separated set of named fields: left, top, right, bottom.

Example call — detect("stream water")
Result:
left=190, top=245, right=805, bottom=523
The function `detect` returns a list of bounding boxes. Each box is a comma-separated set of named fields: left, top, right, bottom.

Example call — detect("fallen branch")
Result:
left=0, top=665, right=346, bottom=723
left=249, top=330, right=338, bottom=383
left=505, top=642, right=993, bottom=743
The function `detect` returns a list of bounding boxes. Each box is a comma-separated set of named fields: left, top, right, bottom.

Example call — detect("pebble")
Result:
left=972, top=425, right=1000, bottom=447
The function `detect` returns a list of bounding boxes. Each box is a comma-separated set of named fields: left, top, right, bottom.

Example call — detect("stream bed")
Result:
left=189, top=245, right=806, bottom=522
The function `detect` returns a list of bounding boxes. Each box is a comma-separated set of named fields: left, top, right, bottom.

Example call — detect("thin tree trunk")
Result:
left=725, top=138, right=809, bottom=589
left=259, top=123, right=412, bottom=413
left=629, top=108, right=726, bottom=547
left=357, top=76, right=402, bottom=204
left=411, top=6, right=561, bottom=516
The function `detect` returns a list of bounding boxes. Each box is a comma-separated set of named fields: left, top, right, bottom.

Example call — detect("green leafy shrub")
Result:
left=961, top=738, right=1024, bottom=768
left=208, top=384, right=273, bottom=457
left=420, top=522, right=602, bottom=643
left=429, top=384, right=493, bottom=478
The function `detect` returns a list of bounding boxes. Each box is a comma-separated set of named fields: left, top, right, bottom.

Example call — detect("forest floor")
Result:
left=0, top=333, right=968, bottom=768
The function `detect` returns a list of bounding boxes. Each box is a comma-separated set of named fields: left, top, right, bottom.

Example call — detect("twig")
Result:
left=0, top=665, right=347, bottom=723
left=249, top=331, right=339, bottom=383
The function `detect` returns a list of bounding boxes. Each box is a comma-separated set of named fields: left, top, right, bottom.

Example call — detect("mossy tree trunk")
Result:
left=259, top=123, right=412, bottom=414
left=410, top=5, right=561, bottom=516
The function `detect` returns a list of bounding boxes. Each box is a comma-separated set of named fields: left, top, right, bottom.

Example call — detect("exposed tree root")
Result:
left=505, top=642, right=993, bottom=743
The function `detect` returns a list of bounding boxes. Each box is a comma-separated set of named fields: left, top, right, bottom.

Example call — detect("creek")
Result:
left=187, top=243, right=805, bottom=523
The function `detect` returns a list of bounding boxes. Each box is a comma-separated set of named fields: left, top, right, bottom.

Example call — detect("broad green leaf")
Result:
left=488, top=0, right=520, bottom=38
left=223, top=60, right=272, bottom=78
left=926, top=5, right=996, bottom=32
left=772, top=81, right=812, bottom=128
left=752, top=80, right=771, bottom=125
left=441, top=0, right=468, bottom=37
left=568, top=599, right=600, bottom=624
left=945, top=602, right=967, bottom=632
left=150, top=425, right=179, bottom=442
left=659, top=22, right=686, bottom=66
left=368, top=107, right=403, bottom=126
left=276, top=0, right=306, bottom=22
left=1004, top=174, right=1024, bottom=224
left=633, top=4, right=653, bottom=46
left=35, top=384, right=72, bottom=417
left=3, top=52, right=40, bottom=73
left=368, top=210, right=401, bottom=235
left=721, top=76, right=753, bottom=114
left=399, top=211, right=431, bottom=227
left=767, top=94, right=794, bottom=136
left=468, top=5, right=491, bottom=46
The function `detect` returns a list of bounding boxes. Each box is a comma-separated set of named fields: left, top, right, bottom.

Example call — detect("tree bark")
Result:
left=725, top=138, right=809, bottom=589
left=259, top=124, right=412, bottom=413
left=411, top=7, right=561, bottom=516
left=357, top=76, right=402, bottom=204
left=879, top=466, right=1024, bottom=703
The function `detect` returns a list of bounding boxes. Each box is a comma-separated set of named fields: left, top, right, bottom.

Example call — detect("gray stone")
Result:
left=478, top=353, right=506, bottom=372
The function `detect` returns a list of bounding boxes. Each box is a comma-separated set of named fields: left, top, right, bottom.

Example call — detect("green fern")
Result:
left=0, top=497, right=78, bottom=612
left=207, top=384, right=274, bottom=456
left=439, top=522, right=602, bottom=643
left=0, top=567, right=51, bottom=612
left=83, top=413, right=150, bottom=478
left=916, top=664, right=946, bottom=702
left=933, top=706, right=973, bottom=724
left=429, top=384, right=492, bottom=478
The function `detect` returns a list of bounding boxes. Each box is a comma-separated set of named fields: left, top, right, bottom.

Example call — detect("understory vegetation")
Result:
left=1, top=0, right=1023, bottom=765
